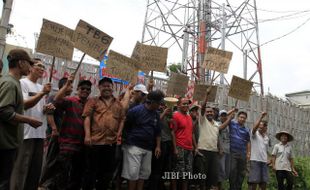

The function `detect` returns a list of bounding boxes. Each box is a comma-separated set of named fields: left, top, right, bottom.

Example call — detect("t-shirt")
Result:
left=219, top=121, right=230, bottom=154
left=198, top=112, right=219, bottom=152
left=0, top=75, right=24, bottom=149
left=229, top=120, right=250, bottom=156
left=272, top=143, right=294, bottom=171
left=124, top=104, right=161, bottom=151
left=170, top=111, right=193, bottom=150
left=20, top=78, right=46, bottom=139
left=161, top=115, right=172, bottom=142
left=250, top=130, right=269, bottom=162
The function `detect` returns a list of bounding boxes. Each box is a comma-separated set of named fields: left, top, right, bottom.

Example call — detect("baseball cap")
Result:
left=133, top=84, right=148, bottom=94
left=78, top=80, right=92, bottom=87
left=7, top=49, right=34, bottom=65
left=99, top=77, right=113, bottom=85
left=219, top=110, right=228, bottom=116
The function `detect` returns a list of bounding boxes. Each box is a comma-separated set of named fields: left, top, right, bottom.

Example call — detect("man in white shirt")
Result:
left=248, top=112, right=269, bottom=190
left=10, top=58, right=52, bottom=190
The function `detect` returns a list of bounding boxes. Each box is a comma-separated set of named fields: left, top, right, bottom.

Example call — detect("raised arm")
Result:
left=219, top=107, right=237, bottom=130
left=252, top=112, right=267, bottom=135
left=54, top=75, right=73, bottom=102
left=23, top=83, right=51, bottom=110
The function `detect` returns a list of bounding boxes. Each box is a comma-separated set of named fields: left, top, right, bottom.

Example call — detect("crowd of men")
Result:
left=0, top=49, right=298, bottom=190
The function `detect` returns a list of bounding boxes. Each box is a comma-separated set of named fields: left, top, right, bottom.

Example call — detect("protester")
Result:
left=122, top=90, right=164, bottom=190
left=48, top=76, right=92, bottom=189
left=129, top=83, right=149, bottom=109
left=10, top=58, right=52, bottom=190
left=272, top=131, right=298, bottom=190
left=195, top=95, right=220, bottom=190
left=149, top=102, right=173, bottom=190
left=83, top=77, right=127, bottom=189
left=248, top=112, right=269, bottom=190
left=220, top=110, right=250, bottom=190
left=170, top=98, right=197, bottom=190
left=217, top=110, right=230, bottom=190
left=39, top=77, right=73, bottom=188
left=0, top=49, right=42, bottom=190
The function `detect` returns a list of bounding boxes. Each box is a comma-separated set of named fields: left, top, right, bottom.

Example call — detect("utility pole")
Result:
left=0, top=0, right=13, bottom=58
left=220, top=3, right=226, bottom=84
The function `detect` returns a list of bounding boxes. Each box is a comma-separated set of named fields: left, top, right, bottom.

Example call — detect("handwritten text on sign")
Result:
left=106, top=50, right=139, bottom=82
left=36, top=19, right=74, bottom=60
left=131, top=42, right=168, bottom=72
left=193, top=84, right=218, bottom=102
left=74, top=20, right=113, bottom=61
left=228, top=75, right=253, bottom=102
left=166, top=73, right=189, bottom=96
left=203, top=47, right=233, bottom=74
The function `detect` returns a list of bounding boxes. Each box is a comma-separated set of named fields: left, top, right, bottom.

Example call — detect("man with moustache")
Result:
left=0, top=49, right=42, bottom=190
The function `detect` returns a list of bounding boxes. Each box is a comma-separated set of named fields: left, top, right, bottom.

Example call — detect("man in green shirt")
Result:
left=0, top=49, right=42, bottom=190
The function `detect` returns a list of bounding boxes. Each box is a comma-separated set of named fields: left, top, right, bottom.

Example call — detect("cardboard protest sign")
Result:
left=203, top=47, right=233, bottom=73
left=106, top=50, right=139, bottom=82
left=193, top=84, right=218, bottom=102
left=74, top=20, right=113, bottom=61
left=36, top=19, right=74, bottom=60
left=131, top=41, right=168, bottom=72
left=228, top=75, right=253, bottom=101
left=166, top=73, right=189, bottom=96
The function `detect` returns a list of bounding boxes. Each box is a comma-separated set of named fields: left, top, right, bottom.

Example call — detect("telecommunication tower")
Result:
left=141, top=0, right=264, bottom=95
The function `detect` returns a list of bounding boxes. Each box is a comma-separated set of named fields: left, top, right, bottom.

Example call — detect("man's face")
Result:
left=99, top=82, right=113, bottom=98
left=31, top=61, right=45, bottom=78
left=258, top=122, right=267, bottom=134
left=190, top=109, right=198, bottom=120
left=205, top=107, right=214, bottom=121
left=133, top=90, right=146, bottom=103
left=77, top=85, right=91, bottom=99
left=280, top=134, right=288, bottom=143
left=179, top=99, right=190, bottom=113
left=237, top=113, right=247, bottom=125
left=220, top=114, right=228, bottom=123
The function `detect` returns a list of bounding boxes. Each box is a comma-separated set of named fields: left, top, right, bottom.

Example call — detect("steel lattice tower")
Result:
left=141, top=0, right=264, bottom=95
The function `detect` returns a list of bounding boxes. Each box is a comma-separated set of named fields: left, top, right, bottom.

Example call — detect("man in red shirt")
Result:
left=170, top=98, right=197, bottom=190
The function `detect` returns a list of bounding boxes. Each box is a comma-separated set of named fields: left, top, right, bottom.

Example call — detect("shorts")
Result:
left=121, top=145, right=152, bottom=180
left=172, top=146, right=193, bottom=179
left=248, top=160, right=269, bottom=183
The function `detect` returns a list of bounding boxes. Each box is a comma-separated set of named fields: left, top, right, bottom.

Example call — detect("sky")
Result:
left=2, top=0, right=310, bottom=97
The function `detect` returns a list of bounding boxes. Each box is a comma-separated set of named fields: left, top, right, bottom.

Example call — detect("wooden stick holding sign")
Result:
left=48, top=56, right=56, bottom=82
left=72, top=53, right=86, bottom=78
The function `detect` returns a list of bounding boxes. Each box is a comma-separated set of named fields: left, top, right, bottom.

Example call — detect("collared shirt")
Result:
left=83, top=96, right=125, bottom=145
left=250, top=130, right=269, bottom=162
left=198, top=112, right=219, bottom=152
left=272, top=142, right=294, bottom=171
left=57, top=96, right=85, bottom=153
left=229, top=120, right=250, bottom=156
left=0, top=75, right=24, bottom=149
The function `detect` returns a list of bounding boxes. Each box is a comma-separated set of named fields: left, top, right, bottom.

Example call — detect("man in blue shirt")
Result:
left=220, top=110, right=250, bottom=190
left=122, top=90, right=164, bottom=190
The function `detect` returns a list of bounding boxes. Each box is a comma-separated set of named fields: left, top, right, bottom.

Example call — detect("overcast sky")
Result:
left=3, top=0, right=310, bottom=97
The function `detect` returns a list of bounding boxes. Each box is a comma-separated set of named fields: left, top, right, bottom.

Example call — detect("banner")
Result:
left=228, top=75, right=253, bottom=101
left=106, top=50, right=139, bottom=83
left=203, top=47, right=233, bottom=74
left=131, top=41, right=168, bottom=72
left=166, top=73, right=189, bottom=96
left=36, top=19, right=74, bottom=60
left=74, top=19, right=113, bottom=61
left=193, top=84, right=218, bottom=102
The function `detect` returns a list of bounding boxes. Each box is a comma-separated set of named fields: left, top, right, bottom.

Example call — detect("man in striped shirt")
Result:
left=49, top=76, right=92, bottom=190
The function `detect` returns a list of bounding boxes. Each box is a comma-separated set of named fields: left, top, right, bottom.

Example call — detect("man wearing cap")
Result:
left=0, top=49, right=42, bottom=189
left=129, top=83, right=149, bottom=109
left=48, top=75, right=92, bottom=189
left=248, top=112, right=269, bottom=190
left=122, top=90, right=164, bottom=190
left=170, top=98, right=196, bottom=190
left=272, top=131, right=297, bottom=190
left=10, top=58, right=52, bottom=190
left=82, top=77, right=129, bottom=189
